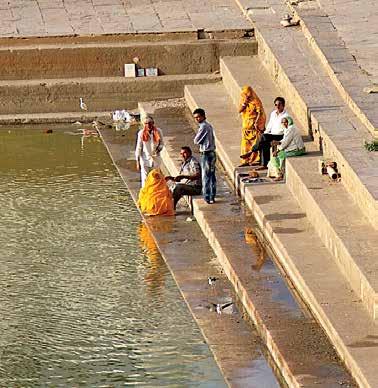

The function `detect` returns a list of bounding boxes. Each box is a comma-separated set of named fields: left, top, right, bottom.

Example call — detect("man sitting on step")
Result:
left=241, top=96, right=289, bottom=170
left=165, top=146, right=202, bottom=210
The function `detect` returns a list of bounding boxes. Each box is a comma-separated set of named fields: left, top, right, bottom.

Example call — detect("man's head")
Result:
left=193, top=108, right=206, bottom=123
left=281, top=116, right=293, bottom=128
left=143, top=116, right=155, bottom=130
left=274, top=97, right=285, bottom=113
left=180, top=146, right=192, bottom=161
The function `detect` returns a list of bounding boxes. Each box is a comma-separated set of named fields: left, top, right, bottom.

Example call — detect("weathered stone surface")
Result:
left=138, top=101, right=355, bottom=388
left=184, top=77, right=377, bottom=387
left=0, top=0, right=250, bottom=37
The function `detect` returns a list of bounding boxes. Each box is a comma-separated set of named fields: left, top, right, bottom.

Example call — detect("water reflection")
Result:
left=139, top=223, right=166, bottom=295
left=245, top=227, right=267, bottom=271
left=0, top=127, right=226, bottom=387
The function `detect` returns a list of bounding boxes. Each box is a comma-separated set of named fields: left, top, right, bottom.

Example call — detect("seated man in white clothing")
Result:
left=247, top=96, right=289, bottom=169
left=165, top=146, right=202, bottom=209
left=268, top=116, right=306, bottom=181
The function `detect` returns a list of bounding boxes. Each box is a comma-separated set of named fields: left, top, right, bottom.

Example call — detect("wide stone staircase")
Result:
left=183, top=55, right=378, bottom=387
left=0, top=36, right=256, bottom=123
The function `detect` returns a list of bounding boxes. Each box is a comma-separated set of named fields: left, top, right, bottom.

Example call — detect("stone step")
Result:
left=0, top=38, right=256, bottom=80
left=286, top=2, right=378, bottom=139
left=219, top=55, right=378, bottom=320
left=234, top=0, right=378, bottom=230
left=219, top=55, right=378, bottom=231
left=184, top=82, right=378, bottom=387
left=0, top=111, right=111, bottom=125
left=139, top=101, right=356, bottom=388
left=0, top=73, right=220, bottom=115
left=98, top=122, right=279, bottom=388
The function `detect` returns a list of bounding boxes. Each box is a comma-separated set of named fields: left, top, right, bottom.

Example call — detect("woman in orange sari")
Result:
left=238, top=86, right=266, bottom=166
left=137, top=169, right=175, bottom=216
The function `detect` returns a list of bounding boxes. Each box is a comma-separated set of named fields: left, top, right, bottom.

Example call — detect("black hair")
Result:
left=192, top=108, right=206, bottom=117
left=274, top=97, right=285, bottom=106
left=181, top=146, right=192, bottom=155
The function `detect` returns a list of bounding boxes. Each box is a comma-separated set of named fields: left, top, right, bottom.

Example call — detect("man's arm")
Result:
left=135, top=131, right=142, bottom=170
left=194, top=124, right=207, bottom=145
left=156, top=128, right=164, bottom=153
left=264, top=111, right=273, bottom=134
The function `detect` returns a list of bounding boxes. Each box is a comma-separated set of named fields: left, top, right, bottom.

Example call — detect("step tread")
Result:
left=0, top=111, right=112, bottom=123
left=185, top=82, right=378, bottom=386
left=289, top=154, right=378, bottom=285
left=186, top=82, right=378, bottom=289
left=0, top=73, right=220, bottom=86
left=140, top=101, right=357, bottom=387
left=219, top=56, right=378, bottom=308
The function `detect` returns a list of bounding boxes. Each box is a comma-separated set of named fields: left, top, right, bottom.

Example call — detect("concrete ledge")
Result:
left=0, top=73, right=221, bottom=114
left=0, top=39, right=257, bottom=80
left=0, top=111, right=111, bottom=125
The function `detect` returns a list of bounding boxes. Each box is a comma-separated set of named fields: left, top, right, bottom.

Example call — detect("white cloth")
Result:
left=264, top=109, right=289, bottom=135
left=112, top=110, right=131, bottom=122
left=135, top=128, right=164, bottom=186
left=278, top=124, right=305, bottom=152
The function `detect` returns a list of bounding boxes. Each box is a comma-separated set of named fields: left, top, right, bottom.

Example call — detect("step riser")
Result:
left=241, top=184, right=370, bottom=388
left=285, top=159, right=378, bottom=319
left=0, top=40, right=256, bottom=80
left=253, top=31, right=377, bottom=229
left=184, top=83, right=372, bottom=388
left=220, top=54, right=378, bottom=318
left=0, top=75, right=220, bottom=114
left=310, top=114, right=378, bottom=230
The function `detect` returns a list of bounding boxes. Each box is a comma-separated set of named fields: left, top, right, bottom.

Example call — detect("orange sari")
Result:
left=239, top=86, right=266, bottom=165
left=138, top=169, right=175, bottom=216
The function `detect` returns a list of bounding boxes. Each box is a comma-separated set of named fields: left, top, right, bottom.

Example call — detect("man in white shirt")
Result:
left=135, top=116, right=164, bottom=187
left=249, top=97, right=289, bottom=169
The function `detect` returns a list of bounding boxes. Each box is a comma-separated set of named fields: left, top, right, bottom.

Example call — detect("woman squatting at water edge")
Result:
left=138, top=169, right=175, bottom=216
left=135, top=116, right=164, bottom=187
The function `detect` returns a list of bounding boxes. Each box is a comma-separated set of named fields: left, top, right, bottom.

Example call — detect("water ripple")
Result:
left=0, top=128, right=225, bottom=387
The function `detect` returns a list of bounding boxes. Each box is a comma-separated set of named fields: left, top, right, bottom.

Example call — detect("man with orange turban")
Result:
left=135, top=116, right=164, bottom=187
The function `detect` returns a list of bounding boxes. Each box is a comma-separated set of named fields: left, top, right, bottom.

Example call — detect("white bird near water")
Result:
left=79, top=97, right=88, bottom=111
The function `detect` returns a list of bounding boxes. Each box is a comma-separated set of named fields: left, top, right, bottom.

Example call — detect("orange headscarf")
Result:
left=240, top=85, right=266, bottom=132
left=138, top=169, right=174, bottom=216
left=141, top=118, right=161, bottom=143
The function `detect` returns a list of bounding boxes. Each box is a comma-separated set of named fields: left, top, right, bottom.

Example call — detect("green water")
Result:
left=0, top=128, right=226, bottom=387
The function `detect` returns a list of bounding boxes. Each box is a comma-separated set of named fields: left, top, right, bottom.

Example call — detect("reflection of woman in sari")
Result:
left=238, top=86, right=266, bottom=167
left=138, top=223, right=166, bottom=294
left=137, top=169, right=175, bottom=216
left=245, top=227, right=267, bottom=271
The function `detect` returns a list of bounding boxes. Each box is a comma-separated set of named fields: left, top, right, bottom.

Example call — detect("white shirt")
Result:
left=135, top=128, right=164, bottom=168
left=278, top=124, right=305, bottom=152
left=264, top=109, right=289, bottom=135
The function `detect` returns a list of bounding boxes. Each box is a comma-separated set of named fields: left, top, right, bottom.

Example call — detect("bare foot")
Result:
left=273, top=175, right=283, bottom=181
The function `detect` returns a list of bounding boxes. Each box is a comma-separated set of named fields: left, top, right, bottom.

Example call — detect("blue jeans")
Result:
left=200, top=151, right=217, bottom=201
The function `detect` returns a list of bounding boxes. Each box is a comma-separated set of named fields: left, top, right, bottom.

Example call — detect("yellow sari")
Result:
left=239, top=86, right=266, bottom=165
left=138, top=169, right=175, bottom=216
